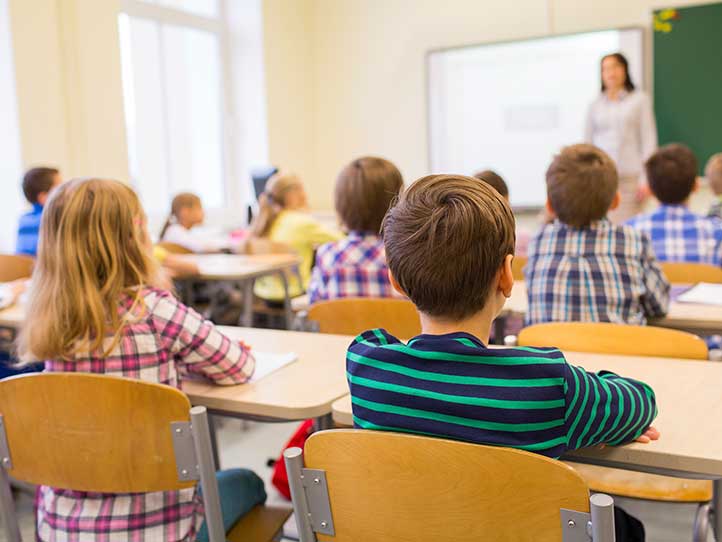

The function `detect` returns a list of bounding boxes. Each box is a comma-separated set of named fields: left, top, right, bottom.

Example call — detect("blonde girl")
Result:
left=18, top=178, right=265, bottom=542
left=250, top=172, right=342, bottom=301
left=160, top=192, right=228, bottom=252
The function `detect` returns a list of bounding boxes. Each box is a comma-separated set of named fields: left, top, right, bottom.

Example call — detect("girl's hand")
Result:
left=634, top=426, right=660, bottom=444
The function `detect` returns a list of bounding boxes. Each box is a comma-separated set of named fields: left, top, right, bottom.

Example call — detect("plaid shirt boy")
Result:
left=38, top=288, right=255, bottom=542
left=627, top=204, right=722, bottom=266
left=308, top=232, right=395, bottom=304
left=525, top=219, right=670, bottom=326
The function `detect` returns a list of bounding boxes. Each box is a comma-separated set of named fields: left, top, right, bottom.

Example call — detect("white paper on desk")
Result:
left=249, top=351, right=297, bottom=383
left=0, top=284, right=13, bottom=310
left=676, top=283, right=722, bottom=306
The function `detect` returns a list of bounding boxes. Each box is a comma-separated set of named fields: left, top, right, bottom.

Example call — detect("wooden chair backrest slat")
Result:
left=0, top=373, right=195, bottom=492
left=512, top=255, right=527, bottom=281
left=307, top=298, right=421, bottom=339
left=0, top=255, right=34, bottom=282
left=660, top=262, right=722, bottom=284
left=156, top=242, right=194, bottom=255
left=518, top=322, right=708, bottom=360
left=305, top=430, right=590, bottom=542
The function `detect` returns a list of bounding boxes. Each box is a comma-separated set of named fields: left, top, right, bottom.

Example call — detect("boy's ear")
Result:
left=36, top=191, right=49, bottom=206
left=692, top=176, right=700, bottom=193
left=609, top=191, right=621, bottom=211
left=388, top=269, right=408, bottom=297
left=545, top=198, right=556, bottom=219
left=498, top=254, right=514, bottom=297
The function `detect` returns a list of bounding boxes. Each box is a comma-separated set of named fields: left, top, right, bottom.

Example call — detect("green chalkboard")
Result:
left=653, top=2, right=722, bottom=173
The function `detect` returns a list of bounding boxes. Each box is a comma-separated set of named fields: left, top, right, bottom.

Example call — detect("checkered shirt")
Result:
left=308, top=232, right=394, bottom=304
left=524, top=219, right=670, bottom=326
left=626, top=204, right=722, bottom=266
left=37, top=287, right=255, bottom=542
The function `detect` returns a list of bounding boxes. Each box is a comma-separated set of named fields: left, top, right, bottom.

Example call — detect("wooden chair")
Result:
left=156, top=241, right=194, bottom=255
left=0, top=255, right=33, bottom=283
left=511, top=255, right=527, bottom=280
left=660, top=262, right=722, bottom=284
left=307, top=298, right=421, bottom=339
left=0, top=373, right=290, bottom=542
left=517, top=322, right=709, bottom=360
left=284, top=429, right=616, bottom=542
left=517, top=322, right=712, bottom=541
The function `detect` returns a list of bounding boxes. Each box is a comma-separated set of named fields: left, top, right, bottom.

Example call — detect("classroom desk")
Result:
left=177, top=253, right=302, bottom=327
left=504, top=281, right=722, bottom=335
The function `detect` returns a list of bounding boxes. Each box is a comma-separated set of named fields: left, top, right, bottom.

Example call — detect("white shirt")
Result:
left=161, top=223, right=231, bottom=253
left=585, top=90, right=657, bottom=177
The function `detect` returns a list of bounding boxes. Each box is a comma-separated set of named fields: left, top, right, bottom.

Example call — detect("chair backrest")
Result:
left=518, top=322, right=708, bottom=360
left=292, top=430, right=594, bottom=542
left=242, top=237, right=296, bottom=255
left=307, top=298, right=421, bottom=339
left=0, top=373, right=195, bottom=492
left=156, top=241, right=194, bottom=255
left=512, top=255, right=527, bottom=281
left=660, top=262, right=722, bottom=284
left=0, top=255, right=33, bottom=283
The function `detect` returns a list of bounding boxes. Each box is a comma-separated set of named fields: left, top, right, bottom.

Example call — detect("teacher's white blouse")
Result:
left=584, top=90, right=657, bottom=177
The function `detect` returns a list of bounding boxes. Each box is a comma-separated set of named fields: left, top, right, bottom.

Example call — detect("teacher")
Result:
left=585, top=52, right=657, bottom=223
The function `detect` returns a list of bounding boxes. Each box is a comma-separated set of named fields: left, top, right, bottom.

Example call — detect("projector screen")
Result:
left=428, top=28, right=644, bottom=209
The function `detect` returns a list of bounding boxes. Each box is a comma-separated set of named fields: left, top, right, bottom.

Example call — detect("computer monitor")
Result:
left=251, top=166, right=278, bottom=200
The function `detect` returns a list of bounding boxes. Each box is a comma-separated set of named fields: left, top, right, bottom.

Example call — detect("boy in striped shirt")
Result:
left=347, top=174, right=659, bottom=458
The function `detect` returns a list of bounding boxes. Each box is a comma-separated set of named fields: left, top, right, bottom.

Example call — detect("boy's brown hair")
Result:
left=546, top=144, right=618, bottom=228
left=382, top=174, right=515, bottom=320
left=706, top=153, right=722, bottom=196
left=473, top=169, right=509, bottom=199
left=645, top=144, right=698, bottom=204
left=335, top=156, right=403, bottom=233
left=23, top=167, right=59, bottom=204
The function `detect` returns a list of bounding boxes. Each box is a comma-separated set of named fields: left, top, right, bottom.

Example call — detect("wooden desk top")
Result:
left=183, top=327, right=351, bottom=420
left=177, top=254, right=300, bottom=281
left=332, top=351, right=722, bottom=478
left=504, top=281, right=722, bottom=334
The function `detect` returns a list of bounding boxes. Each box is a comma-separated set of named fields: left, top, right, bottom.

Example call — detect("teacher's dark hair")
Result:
left=601, top=52, right=635, bottom=92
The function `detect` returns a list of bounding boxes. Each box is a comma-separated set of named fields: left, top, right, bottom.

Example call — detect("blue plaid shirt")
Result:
left=525, top=219, right=670, bottom=326
left=626, top=204, right=722, bottom=267
left=16, top=203, right=43, bottom=256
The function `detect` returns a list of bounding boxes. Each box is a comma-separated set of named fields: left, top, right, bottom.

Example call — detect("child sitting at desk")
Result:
left=16, top=167, right=61, bottom=256
left=706, top=153, right=722, bottom=220
left=160, top=192, right=231, bottom=253
left=346, top=174, right=658, bottom=541
left=17, top=178, right=265, bottom=542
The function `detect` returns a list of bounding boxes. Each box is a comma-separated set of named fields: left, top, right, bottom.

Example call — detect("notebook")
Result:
left=249, top=351, right=298, bottom=383
left=676, top=283, right=722, bottom=306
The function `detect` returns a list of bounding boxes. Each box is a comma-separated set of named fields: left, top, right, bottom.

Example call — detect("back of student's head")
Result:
left=382, top=174, right=515, bottom=321
left=546, top=144, right=618, bottom=228
left=22, top=167, right=59, bottom=204
left=473, top=169, right=509, bottom=199
left=18, top=178, right=158, bottom=362
left=706, top=153, right=722, bottom=196
left=250, top=172, right=303, bottom=237
left=335, top=156, right=403, bottom=234
left=160, top=192, right=202, bottom=239
left=645, top=144, right=698, bottom=204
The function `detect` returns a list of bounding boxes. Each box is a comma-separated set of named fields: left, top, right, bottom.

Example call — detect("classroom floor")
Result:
left=1, top=419, right=713, bottom=542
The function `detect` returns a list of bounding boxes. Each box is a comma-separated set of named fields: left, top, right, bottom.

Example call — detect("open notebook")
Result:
left=676, top=283, right=722, bottom=306
left=249, top=351, right=297, bottom=383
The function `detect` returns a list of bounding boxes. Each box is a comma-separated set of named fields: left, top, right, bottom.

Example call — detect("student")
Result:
left=17, top=178, right=265, bottom=542
left=626, top=144, right=722, bottom=266
left=251, top=172, right=342, bottom=301
left=473, top=169, right=531, bottom=257
left=346, top=175, right=656, bottom=541
left=706, top=153, right=722, bottom=219
left=160, top=192, right=229, bottom=253
left=525, top=144, right=670, bottom=325
left=308, top=156, right=403, bottom=304
left=16, top=167, right=61, bottom=256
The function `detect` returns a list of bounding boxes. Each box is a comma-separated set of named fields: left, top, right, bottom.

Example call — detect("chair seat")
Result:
left=565, top=462, right=712, bottom=503
left=227, top=505, right=292, bottom=542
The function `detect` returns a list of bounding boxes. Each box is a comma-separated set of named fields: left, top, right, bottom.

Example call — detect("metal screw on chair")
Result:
left=181, top=469, right=188, bottom=476
left=320, top=522, right=328, bottom=528
left=2, top=457, right=9, bottom=466
left=313, top=478, right=320, bottom=484
left=175, top=427, right=182, bottom=433
left=567, top=520, right=576, bottom=528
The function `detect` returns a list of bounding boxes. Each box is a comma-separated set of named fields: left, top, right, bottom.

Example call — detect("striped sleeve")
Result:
left=149, top=291, right=255, bottom=385
left=564, top=364, right=657, bottom=451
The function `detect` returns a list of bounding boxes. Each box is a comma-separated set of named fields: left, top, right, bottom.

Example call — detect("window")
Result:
left=119, top=0, right=232, bottom=213
left=0, top=0, right=24, bottom=252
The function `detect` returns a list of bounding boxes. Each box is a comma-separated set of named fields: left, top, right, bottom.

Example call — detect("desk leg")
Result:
left=0, top=466, right=21, bottom=542
left=241, top=279, right=254, bottom=327
left=279, top=272, right=293, bottom=330
left=312, top=414, right=333, bottom=432
left=208, top=414, right=222, bottom=470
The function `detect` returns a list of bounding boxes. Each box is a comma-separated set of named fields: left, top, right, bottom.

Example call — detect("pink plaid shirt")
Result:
left=37, top=287, right=254, bottom=542
left=308, top=232, right=396, bottom=304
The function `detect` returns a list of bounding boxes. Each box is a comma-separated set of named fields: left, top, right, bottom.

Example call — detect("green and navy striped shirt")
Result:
left=347, top=329, right=657, bottom=458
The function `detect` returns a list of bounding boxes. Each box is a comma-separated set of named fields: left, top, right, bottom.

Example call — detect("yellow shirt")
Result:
left=153, top=245, right=169, bottom=263
left=254, top=210, right=342, bottom=301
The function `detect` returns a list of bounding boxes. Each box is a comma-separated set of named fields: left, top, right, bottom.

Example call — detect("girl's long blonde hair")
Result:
left=250, top=172, right=302, bottom=237
left=17, top=178, right=159, bottom=362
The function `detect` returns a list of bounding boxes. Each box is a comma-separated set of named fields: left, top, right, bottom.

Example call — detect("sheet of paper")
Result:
left=249, top=351, right=297, bottom=383
left=0, top=284, right=14, bottom=310
left=676, top=282, right=722, bottom=306
left=283, top=514, right=299, bottom=540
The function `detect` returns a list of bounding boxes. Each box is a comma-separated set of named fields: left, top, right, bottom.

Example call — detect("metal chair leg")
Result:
left=693, top=502, right=711, bottom=542
left=0, top=466, right=22, bottom=542
left=190, top=406, right=225, bottom=542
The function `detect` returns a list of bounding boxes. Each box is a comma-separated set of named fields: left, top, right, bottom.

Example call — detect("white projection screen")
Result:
left=428, top=28, right=644, bottom=209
